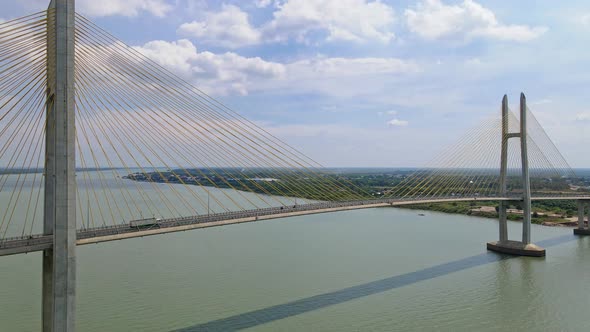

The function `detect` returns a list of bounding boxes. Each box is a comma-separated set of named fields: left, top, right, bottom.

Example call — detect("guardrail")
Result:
left=3, top=194, right=590, bottom=256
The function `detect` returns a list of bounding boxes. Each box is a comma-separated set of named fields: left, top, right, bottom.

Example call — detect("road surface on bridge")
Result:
left=2, top=195, right=589, bottom=257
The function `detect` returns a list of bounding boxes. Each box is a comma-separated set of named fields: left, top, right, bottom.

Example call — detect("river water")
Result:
left=0, top=173, right=589, bottom=331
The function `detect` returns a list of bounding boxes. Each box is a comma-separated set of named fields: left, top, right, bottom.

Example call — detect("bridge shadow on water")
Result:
left=173, top=234, right=575, bottom=332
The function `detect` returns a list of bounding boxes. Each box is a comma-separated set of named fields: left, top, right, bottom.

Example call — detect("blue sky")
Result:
left=4, top=0, right=590, bottom=167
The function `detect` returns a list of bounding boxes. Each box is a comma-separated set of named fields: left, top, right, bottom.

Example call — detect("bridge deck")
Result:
left=2, top=196, right=589, bottom=257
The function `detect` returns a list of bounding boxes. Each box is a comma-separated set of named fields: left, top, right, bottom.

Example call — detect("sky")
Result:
left=4, top=0, right=590, bottom=167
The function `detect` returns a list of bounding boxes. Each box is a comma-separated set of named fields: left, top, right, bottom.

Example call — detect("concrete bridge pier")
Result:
left=487, top=93, right=545, bottom=257
left=574, top=200, right=590, bottom=235
left=43, top=0, right=76, bottom=331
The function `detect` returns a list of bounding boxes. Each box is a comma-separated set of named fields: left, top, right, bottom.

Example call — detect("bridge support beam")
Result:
left=520, top=92, right=532, bottom=245
left=487, top=93, right=545, bottom=257
left=498, top=95, right=509, bottom=242
left=42, top=1, right=76, bottom=331
left=574, top=200, right=590, bottom=235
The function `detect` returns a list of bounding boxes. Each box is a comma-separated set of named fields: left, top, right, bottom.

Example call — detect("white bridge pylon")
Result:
left=487, top=93, right=545, bottom=257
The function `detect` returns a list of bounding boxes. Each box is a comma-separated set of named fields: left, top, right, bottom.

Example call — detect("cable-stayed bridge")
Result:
left=1, top=1, right=590, bottom=331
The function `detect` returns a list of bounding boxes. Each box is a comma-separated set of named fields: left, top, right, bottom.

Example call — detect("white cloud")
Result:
left=77, top=0, right=173, bottom=17
left=179, top=0, right=396, bottom=47
left=387, top=118, right=409, bottom=127
left=270, top=56, right=419, bottom=98
left=264, top=122, right=443, bottom=167
left=263, top=0, right=396, bottom=44
left=581, top=13, right=590, bottom=27
left=133, top=39, right=285, bottom=95
left=378, top=110, right=398, bottom=116
left=254, top=0, right=273, bottom=8
left=475, top=24, right=547, bottom=42
left=405, top=0, right=547, bottom=42
left=133, top=39, right=198, bottom=74
left=287, top=56, right=418, bottom=78
left=575, top=112, right=590, bottom=122
left=465, top=57, right=482, bottom=66
left=133, top=38, right=419, bottom=97
left=532, top=99, right=552, bottom=106
left=178, top=5, right=261, bottom=49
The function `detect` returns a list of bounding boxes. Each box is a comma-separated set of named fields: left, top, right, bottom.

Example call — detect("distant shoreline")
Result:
left=395, top=201, right=580, bottom=228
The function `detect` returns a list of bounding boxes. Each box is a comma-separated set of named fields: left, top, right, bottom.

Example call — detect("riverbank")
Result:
left=396, top=200, right=581, bottom=227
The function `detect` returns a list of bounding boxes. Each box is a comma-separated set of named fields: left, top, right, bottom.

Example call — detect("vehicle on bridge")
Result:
left=129, top=217, right=162, bottom=229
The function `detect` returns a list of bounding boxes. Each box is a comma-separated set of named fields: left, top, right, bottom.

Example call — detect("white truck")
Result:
left=129, top=217, right=162, bottom=228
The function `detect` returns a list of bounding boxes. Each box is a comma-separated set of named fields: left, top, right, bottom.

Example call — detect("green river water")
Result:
left=0, top=172, right=589, bottom=331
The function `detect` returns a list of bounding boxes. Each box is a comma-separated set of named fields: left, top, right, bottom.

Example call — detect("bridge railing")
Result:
left=4, top=194, right=590, bottom=250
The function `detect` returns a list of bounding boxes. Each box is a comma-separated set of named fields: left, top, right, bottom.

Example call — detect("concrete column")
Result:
left=487, top=93, right=545, bottom=256
left=43, top=1, right=76, bottom=331
left=42, top=7, right=56, bottom=331
left=578, top=201, right=585, bottom=229
left=520, top=93, right=532, bottom=244
left=498, top=202, right=508, bottom=241
left=498, top=95, right=509, bottom=242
